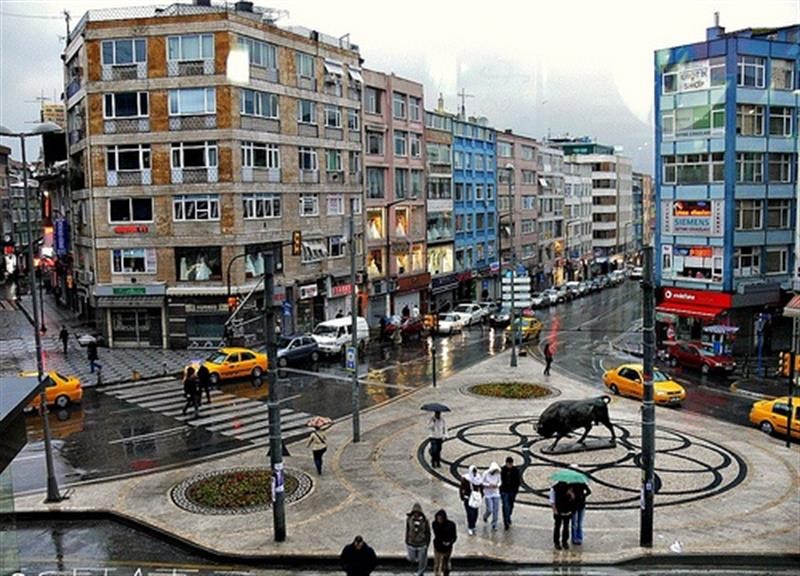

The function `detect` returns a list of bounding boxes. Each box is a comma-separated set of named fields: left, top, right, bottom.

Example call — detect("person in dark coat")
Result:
left=197, top=364, right=212, bottom=404
left=500, top=456, right=521, bottom=530
left=340, top=535, right=377, bottom=576
left=432, top=509, right=457, bottom=576
left=550, top=481, right=575, bottom=550
left=543, top=341, right=554, bottom=376
left=87, top=340, right=101, bottom=373
left=570, top=482, right=592, bottom=545
left=59, top=326, right=69, bottom=356
left=182, top=367, right=200, bottom=419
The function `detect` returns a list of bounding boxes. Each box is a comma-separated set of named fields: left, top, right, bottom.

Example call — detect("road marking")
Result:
left=108, top=426, right=187, bottom=445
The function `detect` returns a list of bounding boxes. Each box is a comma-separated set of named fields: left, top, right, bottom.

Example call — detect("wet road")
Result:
left=5, top=518, right=797, bottom=576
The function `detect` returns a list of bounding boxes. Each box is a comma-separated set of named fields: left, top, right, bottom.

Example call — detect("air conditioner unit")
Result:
left=330, top=172, right=340, bottom=181
left=324, top=73, right=339, bottom=85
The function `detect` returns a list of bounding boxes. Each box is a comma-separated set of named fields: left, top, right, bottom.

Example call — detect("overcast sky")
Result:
left=1, top=0, right=797, bottom=172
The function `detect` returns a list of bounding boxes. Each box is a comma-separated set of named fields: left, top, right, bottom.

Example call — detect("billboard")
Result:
left=661, top=200, right=723, bottom=237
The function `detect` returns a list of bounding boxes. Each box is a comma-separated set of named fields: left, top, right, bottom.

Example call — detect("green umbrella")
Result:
left=550, top=468, right=589, bottom=484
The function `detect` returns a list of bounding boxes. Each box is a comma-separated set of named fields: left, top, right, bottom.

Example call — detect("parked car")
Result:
left=384, top=316, right=428, bottom=340
left=488, top=306, right=512, bottom=326
left=192, top=347, right=268, bottom=384
left=630, top=266, right=644, bottom=280
left=436, top=313, right=466, bottom=334
left=748, top=396, right=800, bottom=438
left=602, top=363, right=686, bottom=406
left=530, top=292, right=547, bottom=308
left=565, top=281, right=582, bottom=299
left=277, top=335, right=320, bottom=367
left=19, top=371, right=83, bottom=410
left=543, top=288, right=563, bottom=305
left=666, top=341, right=736, bottom=375
left=478, top=301, right=499, bottom=316
left=609, top=270, right=626, bottom=285
left=505, top=316, right=544, bottom=343
left=578, top=282, right=590, bottom=296
left=452, top=303, right=486, bottom=326
left=312, top=316, right=370, bottom=356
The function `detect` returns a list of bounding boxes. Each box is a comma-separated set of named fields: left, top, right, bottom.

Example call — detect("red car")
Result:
left=384, top=316, right=428, bottom=340
left=667, top=341, right=736, bottom=375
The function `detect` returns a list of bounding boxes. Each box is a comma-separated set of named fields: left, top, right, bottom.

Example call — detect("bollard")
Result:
left=96, top=366, right=103, bottom=386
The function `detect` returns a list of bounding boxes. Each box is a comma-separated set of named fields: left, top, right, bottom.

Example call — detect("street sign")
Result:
left=345, top=346, right=356, bottom=372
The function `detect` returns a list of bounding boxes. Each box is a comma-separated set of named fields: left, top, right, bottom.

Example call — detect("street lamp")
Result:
left=504, top=162, right=518, bottom=368
left=0, top=121, right=63, bottom=503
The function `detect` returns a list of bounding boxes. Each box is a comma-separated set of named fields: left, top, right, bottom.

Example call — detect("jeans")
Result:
left=571, top=507, right=585, bottom=544
left=544, top=357, right=552, bottom=375
left=483, top=494, right=500, bottom=529
left=433, top=549, right=451, bottom=575
left=553, top=513, right=572, bottom=546
left=406, top=544, right=428, bottom=575
left=89, top=360, right=101, bottom=373
left=463, top=501, right=478, bottom=530
left=312, top=449, right=325, bottom=475
left=501, top=491, right=517, bottom=528
left=429, top=438, right=443, bottom=467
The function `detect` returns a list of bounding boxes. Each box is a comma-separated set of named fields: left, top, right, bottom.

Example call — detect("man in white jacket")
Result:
left=428, top=411, right=447, bottom=468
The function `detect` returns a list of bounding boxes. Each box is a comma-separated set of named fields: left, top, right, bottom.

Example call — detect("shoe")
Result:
left=562, top=542, right=569, bottom=550
left=573, top=541, right=582, bottom=545
left=504, top=524, right=509, bottom=531
left=492, top=525, right=497, bottom=531
left=554, top=543, right=562, bottom=550
left=468, top=529, right=475, bottom=536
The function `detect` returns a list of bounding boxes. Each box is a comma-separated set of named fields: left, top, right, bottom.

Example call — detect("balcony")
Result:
left=241, top=167, right=281, bottom=183
left=68, top=129, right=85, bottom=146
left=167, top=59, right=214, bottom=77
left=102, top=63, right=146, bottom=81
left=104, top=118, right=150, bottom=134
left=241, top=116, right=280, bottom=133
left=324, top=127, right=344, bottom=141
left=66, top=78, right=81, bottom=99
left=323, top=81, right=343, bottom=97
left=171, top=167, right=218, bottom=184
left=348, top=171, right=362, bottom=185
left=299, top=169, right=319, bottom=184
left=298, top=124, right=318, bottom=138
left=170, top=115, right=217, bottom=131
left=348, top=130, right=361, bottom=144
left=250, top=66, right=279, bottom=84
left=296, top=76, right=317, bottom=91
left=106, top=169, right=152, bottom=187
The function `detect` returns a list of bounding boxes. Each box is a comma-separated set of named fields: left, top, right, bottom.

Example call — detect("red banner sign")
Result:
left=114, top=225, right=149, bottom=234
left=660, top=287, right=731, bottom=308
left=331, top=284, right=353, bottom=297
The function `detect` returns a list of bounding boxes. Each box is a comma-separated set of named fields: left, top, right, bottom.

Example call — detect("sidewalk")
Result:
left=10, top=351, right=799, bottom=565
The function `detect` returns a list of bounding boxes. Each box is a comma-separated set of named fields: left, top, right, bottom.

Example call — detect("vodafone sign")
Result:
left=660, top=287, right=731, bottom=308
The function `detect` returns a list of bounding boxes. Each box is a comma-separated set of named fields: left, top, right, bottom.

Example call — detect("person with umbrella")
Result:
left=422, top=403, right=449, bottom=469
left=570, top=473, right=591, bottom=545
left=549, top=469, right=585, bottom=550
left=306, top=416, right=331, bottom=475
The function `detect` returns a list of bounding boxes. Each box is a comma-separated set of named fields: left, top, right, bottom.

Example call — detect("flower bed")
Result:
left=469, top=382, right=551, bottom=399
left=185, top=469, right=299, bottom=510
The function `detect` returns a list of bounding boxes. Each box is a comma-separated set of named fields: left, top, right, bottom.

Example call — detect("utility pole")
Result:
left=640, top=245, right=655, bottom=547
left=349, top=199, right=360, bottom=443
left=263, top=252, right=285, bottom=541
left=506, top=165, right=518, bottom=368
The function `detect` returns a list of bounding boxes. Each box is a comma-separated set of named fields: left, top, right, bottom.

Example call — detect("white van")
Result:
left=311, top=316, right=370, bottom=356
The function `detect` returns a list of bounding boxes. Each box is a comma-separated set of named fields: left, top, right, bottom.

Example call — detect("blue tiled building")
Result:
left=654, top=20, right=799, bottom=351
left=452, top=116, right=497, bottom=300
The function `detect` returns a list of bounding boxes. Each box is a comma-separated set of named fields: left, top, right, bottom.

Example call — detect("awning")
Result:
left=656, top=302, right=724, bottom=320
left=323, top=59, right=344, bottom=77
left=96, top=296, right=164, bottom=309
left=348, top=66, right=363, bottom=84
left=784, top=294, right=800, bottom=318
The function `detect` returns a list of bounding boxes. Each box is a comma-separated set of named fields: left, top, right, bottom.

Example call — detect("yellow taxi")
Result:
left=505, top=316, right=544, bottom=342
left=602, top=363, right=686, bottom=406
left=19, top=371, right=83, bottom=410
left=748, top=396, right=800, bottom=439
left=193, top=347, right=268, bottom=384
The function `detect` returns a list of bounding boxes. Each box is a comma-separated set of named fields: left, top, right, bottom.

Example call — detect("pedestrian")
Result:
left=405, top=503, right=431, bottom=576
left=402, top=304, right=410, bottom=319
left=412, top=304, right=420, bottom=319
left=87, top=340, right=101, bottom=373
left=481, top=461, right=502, bottom=531
left=340, top=535, right=377, bottom=576
left=59, top=326, right=69, bottom=356
left=182, top=366, right=200, bottom=419
left=550, top=481, right=575, bottom=550
left=543, top=341, right=554, bottom=376
left=428, top=410, right=447, bottom=468
left=432, top=509, right=457, bottom=576
left=500, top=456, right=521, bottom=530
left=459, top=465, right=483, bottom=535
left=570, top=481, right=591, bottom=545
left=307, top=424, right=328, bottom=475
left=197, top=364, right=212, bottom=404
left=379, top=316, right=387, bottom=342
left=336, top=309, right=344, bottom=319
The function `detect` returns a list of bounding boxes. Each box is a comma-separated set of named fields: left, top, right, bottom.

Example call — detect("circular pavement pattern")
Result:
left=170, top=466, right=313, bottom=515
left=419, top=416, right=747, bottom=510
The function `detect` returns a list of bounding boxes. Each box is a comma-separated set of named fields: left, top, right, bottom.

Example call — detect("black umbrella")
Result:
left=420, top=402, right=451, bottom=412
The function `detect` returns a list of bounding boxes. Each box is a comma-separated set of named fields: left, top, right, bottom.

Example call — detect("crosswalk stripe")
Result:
left=99, top=377, right=178, bottom=393
left=205, top=407, right=305, bottom=432
left=167, top=398, right=252, bottom=418
left=220, top=411, right=309, bottom=436
left=189, top=403, right=268, bottom=427
left=139, top=391, right=229, bottom=410
left=112, top=386, right=188, bottom=401
left=234, top=421, right=311, bottom=441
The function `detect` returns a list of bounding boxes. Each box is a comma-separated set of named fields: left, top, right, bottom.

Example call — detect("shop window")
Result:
left=175, top=246, right=222, bottom=281
left=112, top=248, right=156, bottom=274
left=367, top=208, right=384, bottom=240
left=244, top=243, right=282, bottom=278
left=367, top=249, right=384, bottom=276
left=394, top=207, right=409, bottom=237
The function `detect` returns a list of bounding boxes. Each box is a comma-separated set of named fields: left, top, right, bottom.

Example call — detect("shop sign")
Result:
left=456, top=270, right=472, bottom=282
left=113, top=225, right=149, bottom=234
left=54, top=218, right=69, bottom=256
left=678, top=60, right=710, bottom=92
left=396, top=272, right=431, bottom=294
left=331, top=283, right=353, bottom=297
left=662, top=200, right=723, bottom=237
left=186, top=303, right=227, bottom=313
left=299, top=284, right=318, bottom=300
left=431, top=273, right=458, bottom=290
left=112, top=286, right=146, bottom=296
left=660, top=287, right=731, bottom=308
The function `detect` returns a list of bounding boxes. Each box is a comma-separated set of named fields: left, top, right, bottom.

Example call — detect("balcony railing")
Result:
left=106, top=169, right=152, bottom=187
left=250, top=66, right=279, bottom=83
left=104, top=118, right=150, bottom=134
left=241, top=167, right=281, bottom=183
left=102, top=63, right=146, bottom=81
left=299, top=169, right=319, bottom=184
left=171, top=166, right=218, bottom=184
left=241, top=116, right=280, bottom=133
left=169, top=115, right=216, bottom=131
left=324, top=127, right=344, bottom=141
left=167, top=59, right=214, bottom=77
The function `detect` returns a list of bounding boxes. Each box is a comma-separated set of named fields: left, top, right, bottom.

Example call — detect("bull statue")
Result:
left=536, top=396, right=616, bottom=451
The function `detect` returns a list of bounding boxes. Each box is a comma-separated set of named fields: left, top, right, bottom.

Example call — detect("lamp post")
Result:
left=349, top=198, right=361, bottom=442
left=0, top=122, right=64, bottom=503
left=505, top=163, right=518, bottom=368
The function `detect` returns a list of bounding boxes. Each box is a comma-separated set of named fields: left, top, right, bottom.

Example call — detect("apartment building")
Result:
left=63, top=1, right=363, bottom=348
left=362, top=70, right=427, bottom=319
left=536, top=144, right=566, bottom=288
left=0, top=145, right=11, bottom=277
left=424, top=107, right=457, bottom=313
left=564, top=159, right=593, bottom=279
left=654, top=20, right=799, bottom=349
left=632, top=171, right=653, bottom=255
left=452, top=116, right=497, bottom=301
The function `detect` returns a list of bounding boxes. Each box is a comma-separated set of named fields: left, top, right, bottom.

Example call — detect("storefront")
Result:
left=327, top=279, right=354, bottom=319
left=96, top=284, right=166, bottom=348
left=431, top=273, right=459, bottom=314
left=394, top=272, right=431, bottom=315
left=655, top=287, right=732, bottom=346
left=456, top=270, right=473, bottom=302
left=369, top=279, right=390, bottom=321
left=295, top=281, right=325, bottom=334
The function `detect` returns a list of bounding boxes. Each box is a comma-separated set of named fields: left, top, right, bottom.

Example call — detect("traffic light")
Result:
left=292, top=230, right=302, bottom=256
left=227, top=296, right=239, bottom=312
left=779, top=352, right=790, bottom=377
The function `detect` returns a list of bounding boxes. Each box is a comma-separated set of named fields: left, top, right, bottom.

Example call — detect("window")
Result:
left=367, top=209, right=384, bottom=240
left=767, top=199, right=791, bottom=229
left=173, top=194, right=220, bottom=221
left=769, top=107, right=793, bottom=137
left=328, top=236, right=346, bottom=258
left=409, top=96, right=421, bottom=121
left=474, top=154, right=485, bottom=171
left=476, top=213, right=485, bottom=231
left=424, top=112, right=452, bottom=132
left=410, top=170, right=423, bottom=198
left=347, top=108, right=359, bottom=131
left=395, top=207, right=409, bottom=237
left=241, top=142, right=280, bottom=169
left=765, top=248, right=788, bottom=275
left=737, top=55, right=765, bottom=88
left=243, top=193, right=281, bottom=219
left=736, top=152, right=764, bottom=183
left=327, top=195, right=344, bottom=215
left=393, top=92, right=406, bottom=119
left=238, top=36, right=277, bottom=69
left=109, top=198, right=153, bottom=223
left=351, top=195, right=362, bottom=214
left=475, top=184, right=484, bottom=201
left=768, top=153, right=792, bottom=183
left=106, top=145, right=150, bottom=171
left=771, top=59, right=794, bottom=90
left=497, top=141, right=513, bottom=157
left=465, top=214, right=473, bottom=232
left=522, top=170, right=536, bottom=184
left=395, top=169, right=408, bottom=199
left=104, top=92, right=148, bottom=118
left=300, top=239, right=327, bottom=263
left=297, top=100, right=316, bottom=124
left=175, top=247, right=222, bottom=281
left=366, top=131, right=383, bottom=155
left=522, top=196, right=536, bottom=210
left=427, top=143, right=451, bottom=165
left=241, top=89, right=278, bottom=118
left=298, top=147, right=318, bottom=171
left=521, top=145, right=535, bottom=161
left=662, top=153, right=724, bottom=184
left=735, top=200, right=763, bottom=230
left=394, top=131, right=407, bottom=156
left=324, top=105, right=342, bottom=128
left=171, top=141, right=218, bottom=169
left=735, top=247, right=761, bottom=277
left=348, top=151, right=361, bottom=175
left=167, top=34, right=213, bottom=61
left=367, top=168, right=385, bottom=199
left=326, top=149, right=342, bottom=172
left=486, top=185, right=494, bottom=200
left=365, top=87, right=382, bottom=114
left=453, top=151, right=463, bottom=169
left=296, top=51, right=315, bottom=79
left=409, top=133, right=421, bottom=158
left=112, top=248, right=155, bottom=274
left=169, top=87, right=215, bottom=115
left=299, top=194, right=319, bottom=216
left=101, top=38, right=146, bottom=65
left=668, top=105, right=726, bottom=136
left=736, top=105, right=764, bottom=136
left=454, top=183, right=464, bottom=202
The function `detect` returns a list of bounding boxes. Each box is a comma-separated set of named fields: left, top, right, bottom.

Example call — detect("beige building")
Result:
left=63, top=2, right=363, bottom=348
